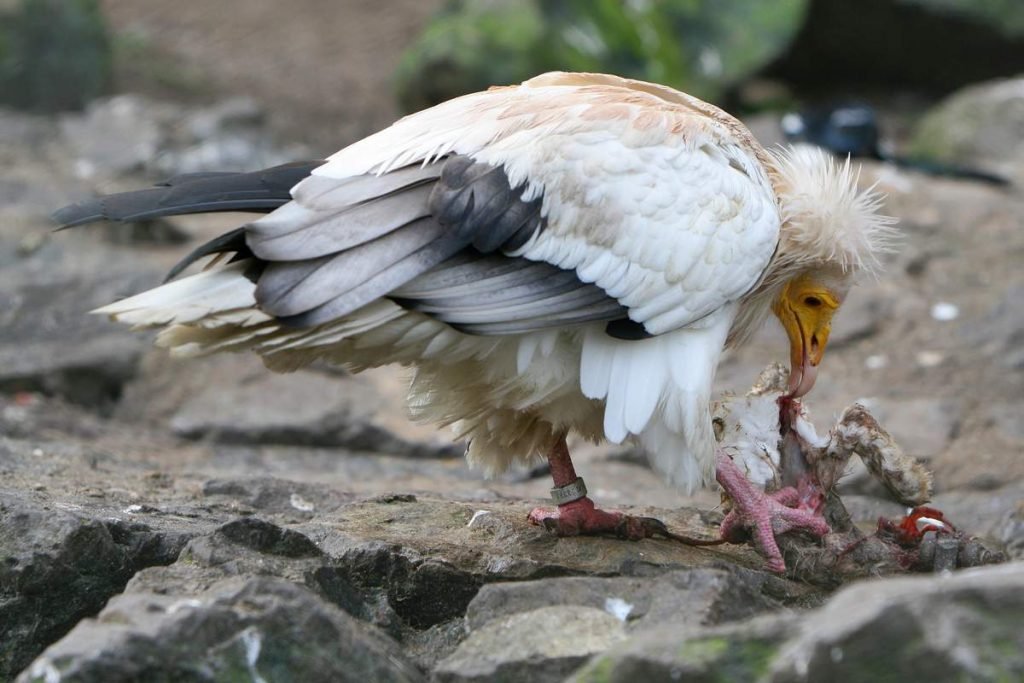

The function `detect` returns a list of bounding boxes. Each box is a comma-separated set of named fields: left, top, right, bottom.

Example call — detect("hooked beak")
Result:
left=781, top=308, right=829, bottom=399
left=773, top=275, right=841, bottom=400
left=787, top=347, right=819, bottom=398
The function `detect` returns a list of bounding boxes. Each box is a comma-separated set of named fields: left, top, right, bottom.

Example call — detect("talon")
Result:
left=639, top=517, right=669, bottom=536
left=614, top=516, right=634, bottom=540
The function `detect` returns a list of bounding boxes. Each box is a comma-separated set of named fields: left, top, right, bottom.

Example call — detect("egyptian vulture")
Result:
left=54, top=72, right=893, bottom=572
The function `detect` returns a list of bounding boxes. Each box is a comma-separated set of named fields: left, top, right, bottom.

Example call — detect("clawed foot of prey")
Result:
left=717, top=453, right=830, bottom=573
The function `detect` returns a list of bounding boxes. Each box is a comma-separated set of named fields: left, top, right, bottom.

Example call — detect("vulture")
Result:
left=54, top=72, right=894, bottom=572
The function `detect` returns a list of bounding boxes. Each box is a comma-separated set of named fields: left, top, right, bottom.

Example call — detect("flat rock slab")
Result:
left=464, top=568, right=785, bottom=633
left=300, top=496, right=795, bottom=584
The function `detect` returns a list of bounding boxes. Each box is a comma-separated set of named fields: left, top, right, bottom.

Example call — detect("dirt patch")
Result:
left=100, top=0, right=444, bottom=149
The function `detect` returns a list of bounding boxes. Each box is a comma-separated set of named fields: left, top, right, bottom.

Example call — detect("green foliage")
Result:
left=394, top=0, right=546, bottom=112
left=0, top=0, right=112, bottom=112
left=396, top=0, right=808, bottom=111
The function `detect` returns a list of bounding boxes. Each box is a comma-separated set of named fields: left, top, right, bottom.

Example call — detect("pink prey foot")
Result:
left=528, top=496, right=680, bottom=541
left=716, top=454, right=830, bottom=573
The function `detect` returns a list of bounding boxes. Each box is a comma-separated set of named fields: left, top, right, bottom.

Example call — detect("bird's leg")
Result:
left=527, top=438, right=679, bottom=541
left=716, top=450, right=830, bottom=573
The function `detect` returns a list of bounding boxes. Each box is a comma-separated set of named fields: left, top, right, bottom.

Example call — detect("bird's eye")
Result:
left=803, top=296, right=823, bottom=308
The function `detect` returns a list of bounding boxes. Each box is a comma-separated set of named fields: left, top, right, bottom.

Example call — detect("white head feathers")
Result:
left=768, top=144, right=898, bottom=280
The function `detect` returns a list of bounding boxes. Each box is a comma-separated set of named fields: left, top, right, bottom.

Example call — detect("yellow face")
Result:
left=772, top=273, right=843, bottom=398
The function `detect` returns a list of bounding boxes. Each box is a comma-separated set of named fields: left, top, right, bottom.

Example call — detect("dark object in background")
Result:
left=766, top=0, right=1024, bottom=93
left=783, top=102, right=1010, bottom=185
left=0, top=0, right=112, bottom=112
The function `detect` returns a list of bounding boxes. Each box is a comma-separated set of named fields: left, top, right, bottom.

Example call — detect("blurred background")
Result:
left=1, top=0, right=1022, bottom=554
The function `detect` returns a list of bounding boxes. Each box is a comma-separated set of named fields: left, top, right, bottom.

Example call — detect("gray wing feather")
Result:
left=278, top=235, right=468, bottom=328
left=256, top=216, right=447, bottom=316
left=292, top=164, right=442, bottom=209
left=248, top=155, right=632, bottom=335
left=430, top=156, right=544, bottom=252
left=407, top=271, right=583, bottom=315
left=396, top=255, right=626, bottom=327
left=454, top=299, right=630, bottom=335
left=391, top=254, right=534, bottom=297
left=247, top=177, right=436, bottom=261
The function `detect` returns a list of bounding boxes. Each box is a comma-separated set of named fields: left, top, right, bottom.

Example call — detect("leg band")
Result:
left=550, top=477, right=588, bottom=505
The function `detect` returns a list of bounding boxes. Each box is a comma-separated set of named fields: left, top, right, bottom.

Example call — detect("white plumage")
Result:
left=89, top=72, right=894, bottom=495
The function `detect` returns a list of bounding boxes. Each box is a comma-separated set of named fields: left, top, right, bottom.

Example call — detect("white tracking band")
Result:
left=550, top=477, right=587, bottom=505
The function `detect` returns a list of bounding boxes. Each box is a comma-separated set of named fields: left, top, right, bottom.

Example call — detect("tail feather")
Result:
left=93, top=260, right=260, bottom=327
left=52, top=160, right=324, bottom=228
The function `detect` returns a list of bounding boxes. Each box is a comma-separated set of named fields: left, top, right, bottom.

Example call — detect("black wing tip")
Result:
left=605, top=318, right=652, bottom=340
left=50, top=159, right=328, bottom=231
left=51, top=200, right=105, bottom=229
left=163, top=226, right=252, bottom=282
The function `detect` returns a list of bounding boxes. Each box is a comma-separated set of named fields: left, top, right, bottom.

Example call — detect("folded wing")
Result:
left=246, top=154, right=628, bottom=332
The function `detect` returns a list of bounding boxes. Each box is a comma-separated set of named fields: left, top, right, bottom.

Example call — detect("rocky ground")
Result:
left=2, top=4, right=1024, bottom=680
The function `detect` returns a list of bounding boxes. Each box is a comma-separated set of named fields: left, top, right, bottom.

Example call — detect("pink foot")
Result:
left=528, top=496, right=676, bottom=541
left=716, top=454, right=830, bottom=573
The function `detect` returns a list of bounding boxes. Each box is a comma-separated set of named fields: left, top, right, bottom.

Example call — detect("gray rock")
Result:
left=58, top=94, right=309, bottom=181
left=996, top=503, right=1024, bottom=560
left=167, top=362, right=436, bottom=454
left=909, top=77, right=1024, bottom=180
left=963, top=284, right=1024, bottom=372
left=0, top=228, right=162, bottom=409
left=570, top=612, right=797, bottom=683
left=6, top=492, right=803, bottom=679
left=769, top=562, right=1024, bottom=682
left=300, top=497, right=804, bottom=590
left=827, top=288, right=887, bottom=347
left=59, top=95, right=171, bottom=177
left=165, top=356, right=460, bottom=456
left=311, top=539, right=484, bottom=632
left=206, top=517, right=324, bottom=558
left=155, top=97, right=308, bottom=176
left=858, top=396, right=962, bottom=460
left=575, top=561, right=1024, bottom=682
left=0, top=109, right=57, bottom=159
left=18, top=576, right=425, bottom=683
left=0, top=490, right=190, bottom=680
left=35, top=511, right=472, bottom=676
left=980, top=402, right=1024, bottom=443
left=434, top=606, right=626, bottom=683
left=931, top=481, right=1024, bottom=559
left=465, top=568, right=784, bottom=633
left=202, top=477, right=357, bottom=516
